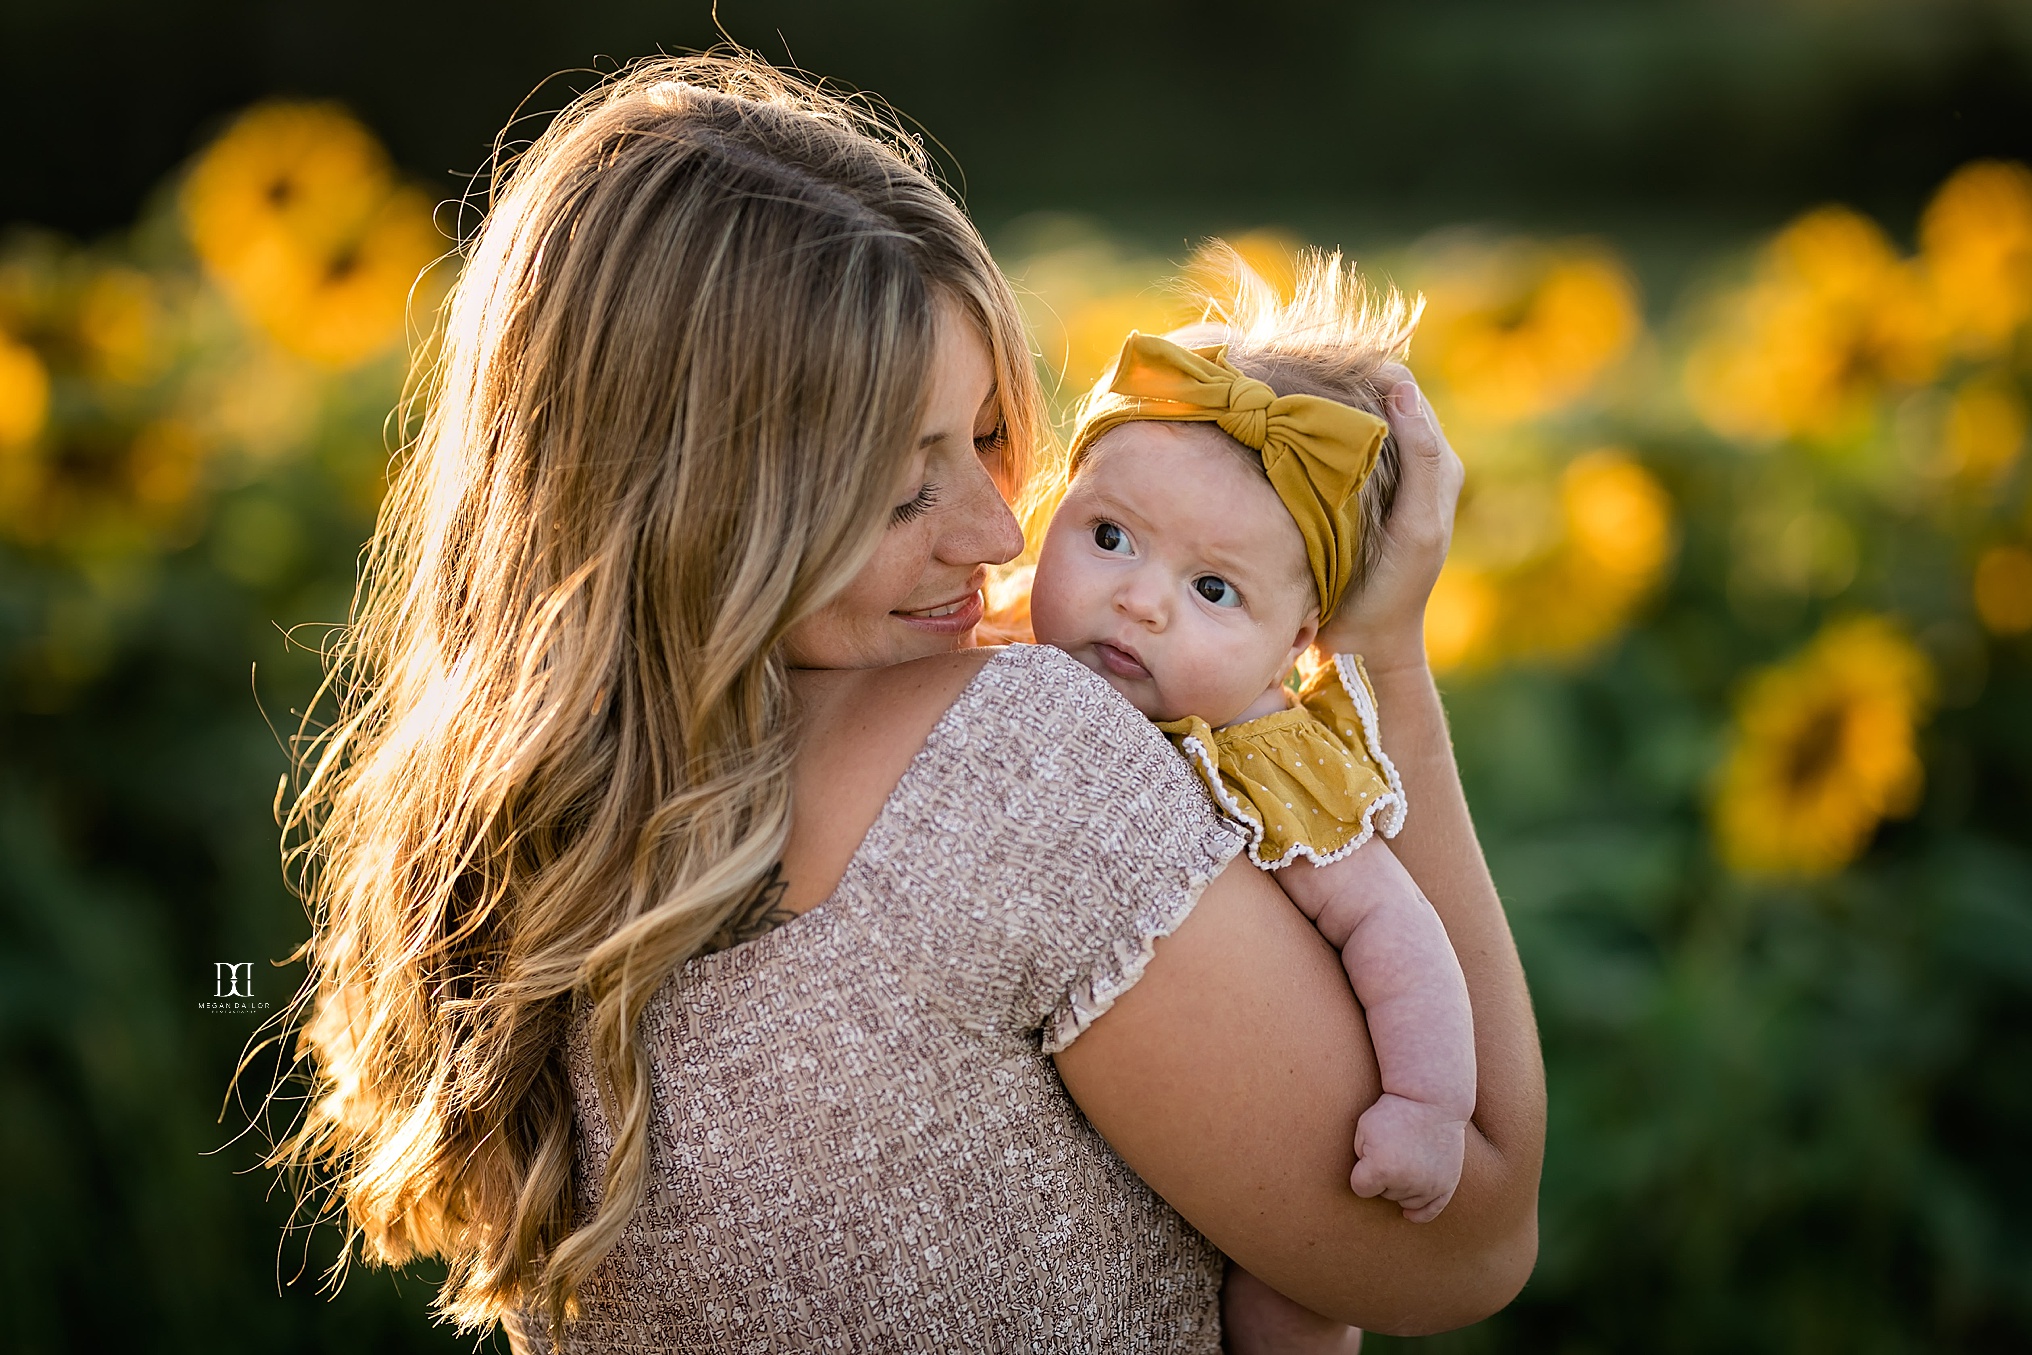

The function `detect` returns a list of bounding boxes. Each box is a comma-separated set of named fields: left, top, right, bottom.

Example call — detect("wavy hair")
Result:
left=271, top=54, right=1040, bottom=1334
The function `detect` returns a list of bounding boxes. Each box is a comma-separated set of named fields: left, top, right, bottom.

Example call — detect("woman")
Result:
left=278, top=55, right=1543, bottom=1351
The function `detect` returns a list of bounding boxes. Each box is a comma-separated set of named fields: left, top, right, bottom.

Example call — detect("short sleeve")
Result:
left=1153, top=653, right=1407, bottom=871
left=835, top=645, right=1243, bottom=1056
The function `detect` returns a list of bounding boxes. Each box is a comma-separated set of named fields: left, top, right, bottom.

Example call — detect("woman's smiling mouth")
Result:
left=895, top=589, right=984, bottom=634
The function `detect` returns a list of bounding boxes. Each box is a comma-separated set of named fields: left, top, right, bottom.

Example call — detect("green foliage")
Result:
left=1, top=88, right=2029, bottom=1355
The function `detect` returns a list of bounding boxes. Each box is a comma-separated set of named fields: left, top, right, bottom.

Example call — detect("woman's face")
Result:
left=781, top=297, right=1023, bottom=670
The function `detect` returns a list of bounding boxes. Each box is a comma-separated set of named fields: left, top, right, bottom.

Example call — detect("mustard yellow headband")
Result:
left=1067, top=332, right=1389, bottom=620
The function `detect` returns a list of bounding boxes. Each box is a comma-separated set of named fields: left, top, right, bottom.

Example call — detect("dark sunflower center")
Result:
left=323, top=247, right=361, bottom=285
left=1782, top=701, right=1848, bottom=793
left=264, top=175, right=296, bottom=209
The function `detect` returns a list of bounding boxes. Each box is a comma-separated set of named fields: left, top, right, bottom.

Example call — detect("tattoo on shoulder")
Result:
left=700, top=862, right=795, bottom=955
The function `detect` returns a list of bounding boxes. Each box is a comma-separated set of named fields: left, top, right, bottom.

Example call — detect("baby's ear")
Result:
left=1286, top=607, right=1321, bottom=665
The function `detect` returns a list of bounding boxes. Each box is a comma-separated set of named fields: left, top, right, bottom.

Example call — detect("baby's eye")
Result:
left=1193, top=575, right=1243, bottom=608
left=1092, top=521, right=1131, bottom=554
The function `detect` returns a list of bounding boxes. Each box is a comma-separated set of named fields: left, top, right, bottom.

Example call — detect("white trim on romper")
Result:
left=1179, top=654, right=1407, bottom=872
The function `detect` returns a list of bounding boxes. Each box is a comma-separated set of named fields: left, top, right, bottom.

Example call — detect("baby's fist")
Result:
left=1349, top=1092, right=1468, bottom=1223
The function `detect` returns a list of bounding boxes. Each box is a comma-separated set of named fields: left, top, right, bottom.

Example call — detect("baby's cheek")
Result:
left=1172, top=626, right=1279, bottom=722
left=1166, top=634, right=1239, bottom=711
left=1026, top=549, right=1077, bottom=648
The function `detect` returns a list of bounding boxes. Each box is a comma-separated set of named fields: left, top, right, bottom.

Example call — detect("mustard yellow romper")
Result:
left=1156, top=654, right=1405, bottom=870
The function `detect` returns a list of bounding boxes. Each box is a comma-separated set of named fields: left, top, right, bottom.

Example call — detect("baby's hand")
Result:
left=1349, top=1092, right=1468, bottom=1223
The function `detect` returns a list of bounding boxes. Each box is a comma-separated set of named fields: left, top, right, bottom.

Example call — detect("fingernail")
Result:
left=1391, top=381, right=1422, bottom=418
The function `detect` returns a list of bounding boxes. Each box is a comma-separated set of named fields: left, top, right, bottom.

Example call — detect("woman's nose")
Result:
left=938, top=456, right=1024, bottom=567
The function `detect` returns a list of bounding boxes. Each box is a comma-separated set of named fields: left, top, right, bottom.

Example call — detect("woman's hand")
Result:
left=1314, top=370, right=1463, bottom=674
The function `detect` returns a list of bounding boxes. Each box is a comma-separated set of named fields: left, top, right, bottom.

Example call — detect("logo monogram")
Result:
left=215, top=962, right=253, bottom=998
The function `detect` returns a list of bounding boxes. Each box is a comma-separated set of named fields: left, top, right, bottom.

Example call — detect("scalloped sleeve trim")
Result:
left=1041, top=814, right=1241, bottom=1055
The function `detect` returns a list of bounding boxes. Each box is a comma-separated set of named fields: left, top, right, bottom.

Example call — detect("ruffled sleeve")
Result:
left=1158, top=653, right=1406, bottom=870
left=847, top=645, right=1244, bottom=1056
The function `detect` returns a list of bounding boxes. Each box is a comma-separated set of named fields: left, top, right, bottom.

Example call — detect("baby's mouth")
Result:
left=1092, top=641, right=1150, bottom=681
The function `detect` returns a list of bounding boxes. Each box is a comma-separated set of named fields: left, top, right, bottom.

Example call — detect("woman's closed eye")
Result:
left=1193, top=574, right=1243, bottom=608
left=891, top=482, right=941, bottom=525
left=1092, top=520, right=1132, bottom=555
left=973, top=421, right=1008, bottom=459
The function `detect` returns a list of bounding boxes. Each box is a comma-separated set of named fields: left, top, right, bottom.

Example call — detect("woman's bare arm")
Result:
left=1317, top=374, right=1547, bottom=1216
left=1053, top=854, right=1533, bottom=1332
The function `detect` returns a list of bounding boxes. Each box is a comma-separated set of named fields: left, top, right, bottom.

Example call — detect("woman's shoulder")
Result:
left=797, top=641, right=1236, bottom=893
left=800, top=643, right=1148, bottom=756
left=826, top=646, right=1244, bottom=1052
left=930, top=644, right=1189, bottom=775
left=785, top=646, right=1177, bottom=913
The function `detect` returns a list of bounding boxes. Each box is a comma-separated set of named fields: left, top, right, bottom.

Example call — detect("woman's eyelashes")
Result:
left=891, top=482, right=941, bottom=525
left=1092, top=520, right=1132, bottom=555
left=973, top=421, right=1008, bottom=458
left=1193, top=574, right=1244, bottom=608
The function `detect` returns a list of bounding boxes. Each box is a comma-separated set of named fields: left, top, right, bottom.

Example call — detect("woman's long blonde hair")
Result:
left=273, top=54, right=1039, bottom=1333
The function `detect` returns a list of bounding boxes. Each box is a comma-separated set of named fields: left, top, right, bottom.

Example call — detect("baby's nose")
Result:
left=1113, top=571, right=1167, bottom=626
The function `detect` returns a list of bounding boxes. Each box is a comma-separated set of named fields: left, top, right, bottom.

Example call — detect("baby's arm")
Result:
left=1279, top=840, right=1475, bottom=1222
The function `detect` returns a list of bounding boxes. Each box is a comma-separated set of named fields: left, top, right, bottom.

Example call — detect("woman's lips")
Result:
left=894, top=589, right=984, bottom=635
left=1093, top=641, right=1149, bottom=680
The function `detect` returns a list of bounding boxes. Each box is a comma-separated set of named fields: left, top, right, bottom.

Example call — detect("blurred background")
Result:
left=3, top=1, right=2030, bottom=1350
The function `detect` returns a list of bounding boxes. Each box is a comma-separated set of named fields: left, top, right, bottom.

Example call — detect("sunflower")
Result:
left=1712, top=616, right=1935, bottom=877
left=1940, top=372, right=2027, bottom=487
left=76, top=266, right=166, bottom=386
left=1973, top=545, right=2032, bottom=635
left=0, top=329, right=48, bottom=448
left=1414, top=240, right=1641, bottom=426
left=1920, top=159, right=2032, bottom=357
left=180, top=102, right=439, bottom=368
left=1428, top=448, right=1675, bottom=671
left=0, top=330, right=50, bottom=534
left=1423, top=564, right=1500, bottom=672
left=1686, top=207, right=1939, bottom=443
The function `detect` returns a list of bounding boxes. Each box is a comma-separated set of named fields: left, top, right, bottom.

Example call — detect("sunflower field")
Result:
left=2, top=98, right=2029, bottom=1353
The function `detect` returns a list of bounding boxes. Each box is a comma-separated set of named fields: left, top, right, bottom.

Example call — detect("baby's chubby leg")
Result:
left=1222, top=1261, right=1363, bottom=1354
left=1278, top=842, right=1475, bottom=1223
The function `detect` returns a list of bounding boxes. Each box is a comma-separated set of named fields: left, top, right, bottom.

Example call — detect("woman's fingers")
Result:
left=1382, top=372, right=1463, bottom=559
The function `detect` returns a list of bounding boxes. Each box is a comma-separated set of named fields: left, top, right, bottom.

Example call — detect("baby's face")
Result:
left=1031, top=422, right=1319, bottom=725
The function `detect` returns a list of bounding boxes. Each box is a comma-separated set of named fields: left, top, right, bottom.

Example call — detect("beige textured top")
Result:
left=525, top=644, right=1246, bottom=1352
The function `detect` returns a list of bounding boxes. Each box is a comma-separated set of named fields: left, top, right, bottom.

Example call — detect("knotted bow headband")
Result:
left=1066, top=332, right=1389, bottom=620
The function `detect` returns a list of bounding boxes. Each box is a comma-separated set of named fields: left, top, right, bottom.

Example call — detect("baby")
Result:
left=1028, top=251, right=1476, bottom=1234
